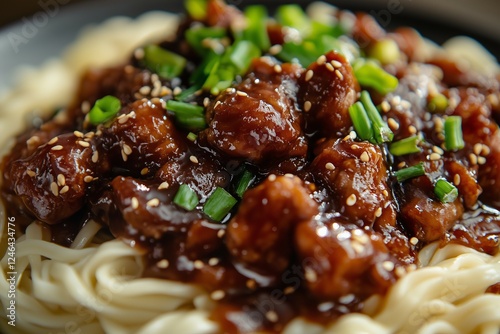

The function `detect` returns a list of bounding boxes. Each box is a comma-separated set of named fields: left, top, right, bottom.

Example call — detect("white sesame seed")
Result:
left=331, top=60, right=342, bottom=68
left=92, top=151, right=99, bottom=163
left=265, top=311, right=278, bottom=323
left=395, top=266, right=406, bottom=277
left=350, top=144, right=360, bottom=150
left=48, top=137, right=59, bottom=145
left=121, top=150, right=128, bottom=162
left=26, top=136, right=40, bottom=148
left=78, top=140, right=90, bottom=148
left=382, top=261, right=395, bottom=271
left=236, top=90, right=248, bottom=97
left=134, top=48, right=145, bottom=60
left=74, top=131, right=84, bottom=138
left=173, top=87, right=182, bottom=96
left=304, top=101, right=312, bottom=112
left=129, top=197, right=139, bottom=210
left=388, top=118, right=399, bottom=130
left=268, top=174, right=277, bottom=182
left=346, top=194, right=357, bottom=206
left=325, top=162, right=335, bottom=171
left=380, top=101, right=391, bottom=113
left=305, top=70, right=314, bottom=82
left=139, top=86, right=151, bottom=96
left=432, top=146, right=444, bottom=155
left=273, top=64, right=282, bottom=73
left=360, top=151, right=370, bottom=162
left=408, top=125, right=417, bottom=134
left=429, top=153, right=441, bottom=161
left=211, top=290, right=225, bottom=300
left=410, top=237, right=419, bottom=245
left=325, top=63, right=335, bottom=72
left=84, top=176, right=94, bottom=183
left=147, top=198, right=160, bottom=207
left=57, top=174, right=66, bottom=186
left=161, top=86, right=172, bottom=97
left=217, top=229, right=226, bottom=238
left=50, top=182, right=59, bottom=196
left=193, top=260, right=204, bottom=269
left=398, top=161, right=407, bottom=169
left=122, top=144, right=132, bottom=155
left=305, top=268, right=318, bottom=282
left=141, top=167, right=149, bottom=176
left=349, top=131, right=357, bottom=140
left=60, top=185, right=69, bottom=194
left=190, top=155, right=199, bottom=164
left=334, top=69, right=344, bottom=80
left=284, top=286, right=295, bottom=295
left=453, top=174, right=461, bottom=186
left=469, top=153, right=478, bottom=165
left=316, top=55, right=327, bottom=65
left=208, top=258, right=220, bottom=266
left=157, top=259, right=169, bottom=269
left=158, top=182, right=170, bottom=190
left=51, top=145, right=63, bottom=151
left=375, top=207, right=383, bottom=218
left=351, top=241, right=364, bottom=254
left=203, top=97, right=210, bottom=107
left=269, top=44, right=282, bottom=55
left=382, top=189, right=389, bottom=197
left=26, top=170, right=36, bottom=177
left=118, top=115, right=129, bottom=124
left=478, top=156, right=487, bottom=165
left=473, top=143, right=483, bottom=155
left=482, top=145, right=491, bottom=156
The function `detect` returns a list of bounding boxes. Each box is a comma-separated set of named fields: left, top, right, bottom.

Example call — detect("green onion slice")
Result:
left=203, top=187, right=238, bottom=222
left=353, top=59, right=399, bottom=95
left=88, top=95, right=121, bottom=125
left=242, top=5, right=271, bottom=51
left=143, top=45, right=187, bottom=80
left=389, top=135, right=422, bottom=156
left=349, top=101, right=374, bottom=142
left=173, top=184, right=199, bottom=211
left=235, top=170, right=255, bottom=198
left=444, top=116, right=465, bottom=151
left=276, top=4, right=311, bottom=36
left=185, top=26, right=227, bottom=56
left=184, top=0, right=208, bottom=20
left=166, top=100, right=207, bottom=131
left=428, top=93, right=448, bottom=113
left=394, top=162, right=425, bottom=183
left=360, top=91, right=394, bottom=144
left=369, top=39, right=401, bottom=65
left=434, top=179, right=459, bottom=203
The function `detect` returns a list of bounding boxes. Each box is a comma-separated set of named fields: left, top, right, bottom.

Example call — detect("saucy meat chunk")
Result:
left=226, top=175, right=318, bottom=275
left=298, top=51, right=359, bottom=137
left=202, top=57, right=307, bottom=164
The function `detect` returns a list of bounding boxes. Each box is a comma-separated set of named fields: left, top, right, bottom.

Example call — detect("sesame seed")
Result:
left=410, top=237, right=419, bottom=245
left=284, top=173, right=294, bottom=178
left=429, top=153, right=441, bottom=161
left=284, top=286, right=295, bottom=295
left=51, top=145, right=63, bottom=151
left=395, top=266, right=406, bottom=277
left=92, top=151, right=99, bottom=163
left=325, top=162, right=335, bottom=171
left=331, top=60, right=342, bottom=68
left=78, top=140, right=90, bottom=148
left=147, top=198, right=160, bottom=207
left=382, top=261, right=395, bottom=271
left=469, top=153, right=478, bottom=165
left=268, top=174, right=277, bottom=182
left=190, top=155, right=199, bottom=164
left=349, top=131, right=357, bottom=140
left=57, top=174, right=66, bottom=186
left=157, top=259, right=169, bottom=269
left=236, top=90, right=248, bottom=97
left=130, top=197, right=139, bottom=209
left=305, top=70, right=314, bottom=82
left=208, top=258, right=220, bottom=266
left=50, top=182, right=59, bottom=196
left=265, top=311, right=278, bottom=323
left=398, top=161, right=407, bottom=169
left=478, top=156, right=487, bottom=165
left=193, top=260, right=204, bottom=269
left=408, top=125, right=417, bottom=134
left=203, top=97, right=210, bottom=107
left=217, top=229, right=226, bottom=238
left=48, top=137, right=59, bottom=145
left=121, top=150, right=128, bottom=162
left=84, top=176, right=94, bottom=183
left=316, top=55, right=327, bottom=65
left=473, top=143, right=483, bottom=155
left=401, top=100, right=411, bottom=109
left=158, top=182, right=170, bottom=190
left=269, top=44, right=282, bottom=55
left=482, top=145, right=491, bottom=156
left=274, top=64, right=282, bottom=73
left=360, top=151, right=370, bottom=162
left=304, top=101, right=312, bottom=112
left=432, top=146, right=444, bottom=155
left=351, top=144, right=360, bottom=150
left=26, top=170, right=36, bottom=178
left=26, top=136, right=41, bottom=148
left=160, top=86, right=171, bottom=97
left=173, top=87, right=182, bottom=96
left=211, top=290, right=225, bottom=301
left=388, top=118, right=399, bottom=130
left=335, top=69, right=344, bottom=80
left=375, top=207, right=382, bottom=218
left=351, top=241, right=364, bottom=254
left=134, top=48, right=145, bottom=60
left=81, top=101, right=91, bottom=114
left=122, top=144, right=132, bottom=155
left=118, top=115, right=129, bottom=124
left=453, top=174, right=461, bottom=186
left=383, top=189, right=390, bottom=197
left=60, top=186, right=69, bottom=194
left=346, top=194, right=357, bottom=206
left=139, top=86, right=151, bottom=96
left=380, top=101, right=391, bottom=113
left=305, top=268, right=318, bottom=282
left=325, top=63, right=335, bottom=72
left=74, top=131, right=84, bottom=138
left=141, top=167, right=149, bottom=176
left=246, top=279, right=257, bottom=289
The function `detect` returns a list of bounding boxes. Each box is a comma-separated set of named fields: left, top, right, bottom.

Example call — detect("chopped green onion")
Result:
left=225, top=40, right=261, bottom=74
left=427, top=93, right=448, bottom=113
left=369, top=39, right=401, bottom=65
left=349, top=102, right=373, bottom=142
left=242, top=5, right=271, bottom=51
left=353, top=59, right=399, bottom=95
left=434, top=179, right=459, bottom=203
left=88, top=95, right=121, bottom=125
left=174, top=85, right=201, bottom=102
left=276, top=4, right=310, bottom=36
left=203, top=187, right=238, bottom=222
left=185, top=0, right=208, bottom=20
left=185, top=26, right=227, bottom=56
left=389, top=135, right=422, bottom=156
left=394, top=162, right=425, bottom=182
left=360, top=91, right=394, bottom=144
left=444, top=116, right=465, bottom=151
left=173, top=184, right=199, bottom=211
left=166, top=100, right=207, bottom=131
left=143, top=45, right=187, bottom=80
left=235, top=170, right=255, bottom=198
left=187, top=132, right=198, bottom=142
left=277, top=41, right=319, bottom=67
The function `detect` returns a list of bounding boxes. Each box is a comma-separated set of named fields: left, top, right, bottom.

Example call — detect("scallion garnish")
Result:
left=203, top=187, right=238, bottom=222
left=349, top=101, right=373, bottom=142
left=185, top=26, right=227, bottom=56
left=394, top=162, right=425, bottom=182
left=143, top=45, right=187, bottom=80
left=353, top=59, right=399, bottom=95
left=276, top=4, right=310, bottom=36
left=166, top=100, right=207, bottom=131
left=187, top=132, right=198, bottom=142
left=427, top=93, right=448, bottom=113
left=360, top=91, right=394, bottom=144
left=389, top=135, right=422, bottom=156
left=184, top=0, right=208, bottom=20
left=434, top=179, right=459, bottom=203
left=235, top=170, right=255, bottom=198
left=88, top=95, right=121, bottom=125
left=369, top=39, right=401, bottom=65
left=242, top=5, right=271, bottom=51
left=444, top=116, right=465, bottom=151
left=173, top=184, right=199, bottom=211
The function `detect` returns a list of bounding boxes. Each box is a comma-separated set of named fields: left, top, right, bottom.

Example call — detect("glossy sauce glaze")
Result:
left=2, top=1, right=500, bottom=332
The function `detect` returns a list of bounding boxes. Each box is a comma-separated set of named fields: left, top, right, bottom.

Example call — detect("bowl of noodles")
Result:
left=1, top=1, right=500, bottom=333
